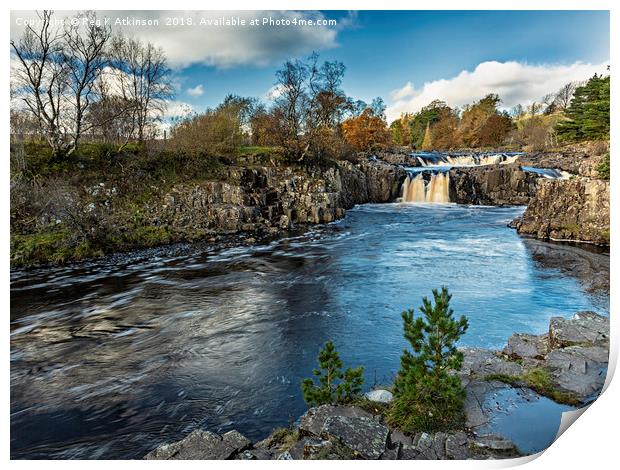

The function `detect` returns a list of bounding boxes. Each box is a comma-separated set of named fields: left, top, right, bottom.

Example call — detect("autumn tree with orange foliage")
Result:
left=342, top=108, right=392, bottom=151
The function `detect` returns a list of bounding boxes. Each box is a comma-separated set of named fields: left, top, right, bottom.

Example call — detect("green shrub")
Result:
left=388, top=287, right=469, bottom=433
left=597, top=153, right=610, bottom=180
left=301, top=341, right=364, bottom=406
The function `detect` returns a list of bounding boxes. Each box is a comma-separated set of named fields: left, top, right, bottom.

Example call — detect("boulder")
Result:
left=398, top=431, right=474, bottom=460
left=459, top=347, right=524, bottom=378
left=503, top=333, right=548, bottom=360
left=549, top=311, right=609, bottom=349
left=413, top=432, right=447, bottom=460
left=472, top=435, right=518, bottom=454
left=144, top=429, right=251, bottom=460
left=321, top=415, right=390, bottom=460
left=299, top=405, right=372, bottom=437
left=545, top=346, right=608, bottom=400
left=364, top=389, right=394, bottom=404
left=445, top=432, right=472, bottom=460
left=380, top=443, right=401, bottom=460
left=234, top=448, right=273, bottom=460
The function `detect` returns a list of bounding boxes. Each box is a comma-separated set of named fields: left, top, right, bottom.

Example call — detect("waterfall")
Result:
left=400, top=172, right=450, bottom=203
left=414, top=153, right=520, bottom=167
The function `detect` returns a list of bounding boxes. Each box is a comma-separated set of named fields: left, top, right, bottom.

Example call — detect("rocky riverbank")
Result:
left=10, top=156, right=406, bottom=268
left=11, top=144, right=610, bottom=267
left=150, top=158, right=405, bottom=238
left=143, top=311, right=609, bottom=460
left=510, top=176, right=610, bottom=246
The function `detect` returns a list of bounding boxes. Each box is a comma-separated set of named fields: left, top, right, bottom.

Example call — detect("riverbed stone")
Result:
left=545, top=346, right=608, bottom=400
left=459, top=347, right=524, bottom=378
left=472, top=435, right=518, bottom=454
left=390, top=429, right=413, bottom=447
left=364, top=389, right=394, bottom=404
left=299, top=405, right=371, bottom=437
left=503, top=333, right=549, bottom=360
left=413, top=432, right=447, bottom=459
left=445, top=432, right=472, bottom=460
left=144, top=428, right=251, bottom=460
left=549, top=312, right=609, bottom=349
left=321, top=415, right=389, bottom=460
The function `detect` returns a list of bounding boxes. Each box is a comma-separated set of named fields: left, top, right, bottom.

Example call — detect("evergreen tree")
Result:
left=556, top=74, right=610, bottom=141
left=301, top=341, right=364, bottom=406
left=388, top=287, right=469, bottom=433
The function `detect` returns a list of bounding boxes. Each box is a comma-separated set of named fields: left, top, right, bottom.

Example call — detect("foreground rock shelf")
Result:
left=144, top=312, right=609, bottom=460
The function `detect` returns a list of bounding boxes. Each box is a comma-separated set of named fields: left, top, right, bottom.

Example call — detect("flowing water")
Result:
left=400, top=171, right=450, bottom=203
left=10, top=203, right=609, bottom=459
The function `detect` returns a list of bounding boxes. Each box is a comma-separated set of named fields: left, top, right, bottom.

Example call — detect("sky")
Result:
left=10, top=10, right=610, bottom=123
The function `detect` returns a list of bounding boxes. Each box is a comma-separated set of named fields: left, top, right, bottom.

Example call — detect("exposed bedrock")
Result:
left=448, top=164, right=540, bottom=205
left=515, top=142, right=609, bottom=178
left=149, top=159, right=406, bottom=238
left=510, top=177, right=610, bottom=246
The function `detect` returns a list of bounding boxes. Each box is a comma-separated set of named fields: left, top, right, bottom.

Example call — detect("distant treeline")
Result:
left=390, top=73, right=610, bottom=151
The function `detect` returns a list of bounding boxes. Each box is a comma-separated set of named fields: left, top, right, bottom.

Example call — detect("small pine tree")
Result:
left=301, top=341, right=364, bottom=406
left=388, top=287, right=469, bottom=433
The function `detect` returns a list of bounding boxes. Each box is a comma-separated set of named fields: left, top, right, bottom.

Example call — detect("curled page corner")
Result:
left=555, top=405, right=591, bottom=441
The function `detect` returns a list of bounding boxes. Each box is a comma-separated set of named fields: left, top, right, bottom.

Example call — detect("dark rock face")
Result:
left=150, top=159, right=406, bottom=239
left=448, top=164, right=540, bottom=205
left=511, top=177, right=609, bottom=245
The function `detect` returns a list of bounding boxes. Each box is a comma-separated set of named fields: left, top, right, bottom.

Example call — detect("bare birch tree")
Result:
left=109, top=36, right=173, bottom=142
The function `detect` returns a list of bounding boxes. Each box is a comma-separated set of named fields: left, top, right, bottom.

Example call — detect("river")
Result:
left=10, top=203, right=609, bottom=458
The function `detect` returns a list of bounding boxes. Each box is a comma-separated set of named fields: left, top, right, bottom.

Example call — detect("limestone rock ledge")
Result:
left=148, top=158, right=406, bottom=239
left=510, top=177, right=609, bottom=246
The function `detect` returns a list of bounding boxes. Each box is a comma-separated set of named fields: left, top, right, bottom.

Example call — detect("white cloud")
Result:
left=390, top=81, right=415, bottom=101
left=187, top=84, right=204, bottom=97
left=11, top=10, right=349, bottom=69
left=264, top=84, right=287, bottom=101
left=386, top=60, right=609, bottom=123
left=165, top=101, right=194, bottom=118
